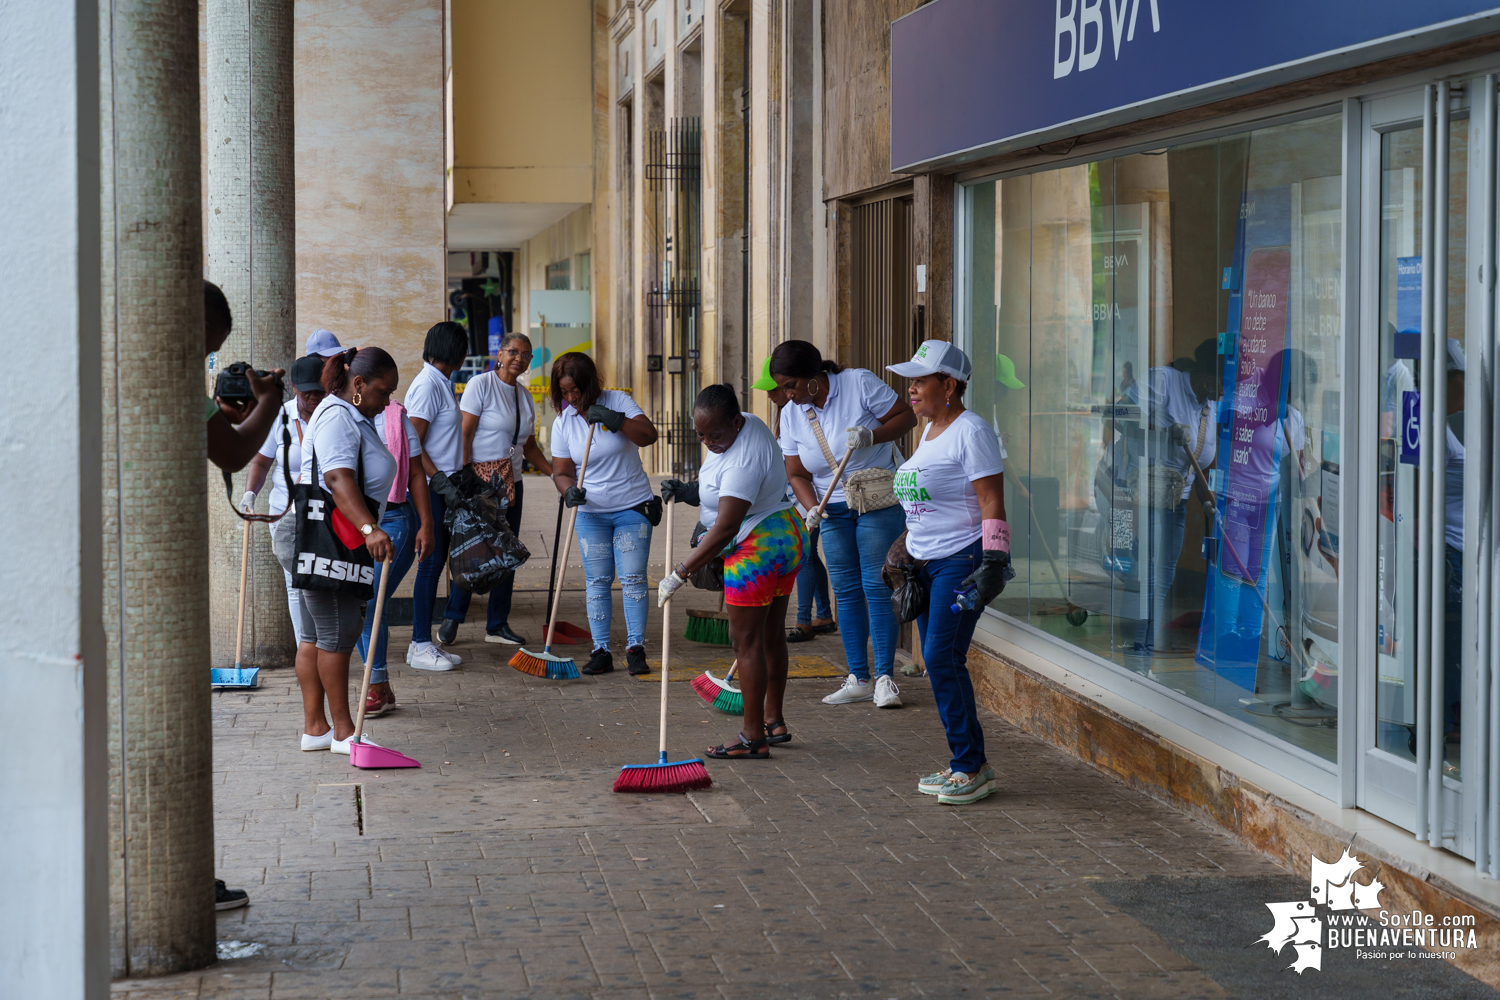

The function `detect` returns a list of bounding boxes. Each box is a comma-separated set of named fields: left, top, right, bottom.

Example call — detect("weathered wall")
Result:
left=821, top=0, right=919, bottom=202
left=294, top=0, right=446, bottom=392
left=450, top=0, right=594, bottom=205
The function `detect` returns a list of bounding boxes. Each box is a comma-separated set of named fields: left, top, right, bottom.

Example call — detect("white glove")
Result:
left=846, top=425, right=875, bottom=450
left=657, top=571, right=686, bottom=607
left=804, top=508, right=825, bottom=535
left=240, top=490, right=258, bottom=514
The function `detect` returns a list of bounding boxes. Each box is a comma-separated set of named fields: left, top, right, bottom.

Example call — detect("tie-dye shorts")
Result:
left=723, top=508, right=808, bottom=607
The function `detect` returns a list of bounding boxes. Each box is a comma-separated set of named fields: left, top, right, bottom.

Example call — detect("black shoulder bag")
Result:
left=290, top=423, right=379, bottom=600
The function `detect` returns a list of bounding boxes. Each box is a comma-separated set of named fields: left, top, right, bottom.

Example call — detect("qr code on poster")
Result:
left=1110, top=508, right=1134, bottom=548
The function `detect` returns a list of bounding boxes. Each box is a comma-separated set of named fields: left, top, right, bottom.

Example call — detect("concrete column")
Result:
left=748, top=0, right=782, bottom=424
left=205, top=0, right=297, bottom=670
left=0, top=4, right=109, bottom=997
left=101, top=0, right=217, bottom=977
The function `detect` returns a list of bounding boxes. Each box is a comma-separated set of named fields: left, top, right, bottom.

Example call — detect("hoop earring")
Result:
left=808, top=380, right=819, bottom=396
left=352, top=390, right=363, bottom=406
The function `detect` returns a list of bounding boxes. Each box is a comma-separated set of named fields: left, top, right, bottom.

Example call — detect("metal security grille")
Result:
left=646, top=118, right=702, bottom=476
left=849, top=196, right=914, bottom=397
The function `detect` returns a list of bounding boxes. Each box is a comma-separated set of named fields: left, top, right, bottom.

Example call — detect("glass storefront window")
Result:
left=965, top=113, right=1344, bottom=761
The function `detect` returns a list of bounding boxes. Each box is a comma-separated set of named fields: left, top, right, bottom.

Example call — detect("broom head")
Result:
left=613, top=755, right=712, bottom=793
left=509, top=647, right=581, bottom=680
left=684, top=609, right=732, bottom=646
left=690, top=670, right=743, bottom=715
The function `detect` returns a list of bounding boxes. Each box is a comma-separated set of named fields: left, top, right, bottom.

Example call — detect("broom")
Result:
left=541, top=493, right=588, bottom=645
left=509, top=423, right=595, bottom=679
left=684, top=591, right=731, bottom=645
left=614, top=498, right=712, bottom=793
left=350, top=556, right=420, bottom=769
left=690, top=659, right=742, bottom=715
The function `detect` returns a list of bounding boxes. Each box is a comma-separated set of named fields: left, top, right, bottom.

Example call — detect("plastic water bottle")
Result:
left=951, top=584, right=980, bottom=614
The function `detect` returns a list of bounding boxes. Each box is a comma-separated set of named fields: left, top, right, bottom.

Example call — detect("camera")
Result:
left=214, top=361, right=280, bottom=405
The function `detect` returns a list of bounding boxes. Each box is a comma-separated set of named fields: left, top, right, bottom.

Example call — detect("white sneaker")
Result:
left=822, top=674, right=874, bottom=705
left=874, top=675, right=902, bottom=708
left=406, top=641, right=461, bottom=666
left=408, top=643, right=455, bottom=671
left=331, top=733, right=382, bottom=756
left=300, top=730, right=334, bottom=751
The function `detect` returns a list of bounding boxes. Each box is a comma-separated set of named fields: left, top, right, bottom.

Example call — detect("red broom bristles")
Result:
left=613, top=759, right=712, bottom=793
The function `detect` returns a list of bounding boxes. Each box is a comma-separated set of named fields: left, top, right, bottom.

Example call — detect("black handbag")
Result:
left=882, top=532, right=928, bottom=623
left=291, top=436, right=378, bottom=600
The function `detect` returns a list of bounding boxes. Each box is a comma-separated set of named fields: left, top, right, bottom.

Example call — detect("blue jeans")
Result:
left=447, top=479, right=525, bottom=632
left=1133, top=505, right=1188, bottom=651
left=818, top=501, right=905, bottom=680
left=410, top=489, right=452, bottom=644
left=355, top=502, right=418, bottom=683
left=915, top=540, right=987, bottom=774
left=575, top=507, right=652, bottom=650
left=795, top=525, right=832, bottom=625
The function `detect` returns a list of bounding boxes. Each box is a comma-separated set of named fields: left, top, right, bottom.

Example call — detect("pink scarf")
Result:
left=384, top=401, right=410, bottom=504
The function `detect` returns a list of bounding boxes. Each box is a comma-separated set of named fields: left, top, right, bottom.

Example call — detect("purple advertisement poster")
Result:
left=1219, top=246, right=1290, bottom=586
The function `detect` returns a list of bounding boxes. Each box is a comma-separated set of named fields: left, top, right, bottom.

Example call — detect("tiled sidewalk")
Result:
left=108, top=570, right=1294, bottom=1000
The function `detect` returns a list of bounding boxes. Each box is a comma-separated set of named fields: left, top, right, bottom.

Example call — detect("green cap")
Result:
left=752, top=356, right=778, bottom=392
left=996, top=353, right=1025, bottom=389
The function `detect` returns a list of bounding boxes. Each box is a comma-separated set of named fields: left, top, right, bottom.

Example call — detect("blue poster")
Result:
left=1395, top=256, right=1422, bottom=359
left=1195, top=187, right=1294, bottom=691
left=487, top=315, right=505, bottom=360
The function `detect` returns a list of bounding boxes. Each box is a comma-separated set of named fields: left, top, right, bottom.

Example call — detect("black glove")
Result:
left=563, top=486, right=587, bottom=508
left=660, top=479, right=700, bottom=506
left=427, top=470, right=462, bottom=506
left=585, top=404, right=626, bottom=433
left=958, top=550, right=1014, bottom=608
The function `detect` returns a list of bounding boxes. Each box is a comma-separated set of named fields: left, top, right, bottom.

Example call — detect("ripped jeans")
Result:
left=574, top=507, right=653, bottom=651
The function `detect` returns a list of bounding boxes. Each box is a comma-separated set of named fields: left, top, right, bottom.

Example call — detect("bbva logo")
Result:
left=1054, top=0, right=1161, bottom=79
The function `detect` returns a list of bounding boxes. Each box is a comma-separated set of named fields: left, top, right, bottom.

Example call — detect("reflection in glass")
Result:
left=966, top=114, right=1344, bottom=762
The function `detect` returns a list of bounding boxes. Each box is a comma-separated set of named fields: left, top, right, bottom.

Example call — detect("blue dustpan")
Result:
left=211, top=667, right=260, bottom=690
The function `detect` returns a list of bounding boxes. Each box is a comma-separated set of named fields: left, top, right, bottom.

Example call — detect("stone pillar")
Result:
left=205, top=0, right=296, bottom=671
left=101, top=0, right=217, bottom=977
left=0, top=3, right=109, bottom=997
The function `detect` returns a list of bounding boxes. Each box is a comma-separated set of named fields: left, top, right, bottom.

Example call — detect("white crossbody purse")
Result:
left=805, top=408, right=900, bottom=515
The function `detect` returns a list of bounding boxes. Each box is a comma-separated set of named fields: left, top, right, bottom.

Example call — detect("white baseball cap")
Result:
left=306, top=328, right=345, bottom=357
left=887, top=339, right=973, bottom=381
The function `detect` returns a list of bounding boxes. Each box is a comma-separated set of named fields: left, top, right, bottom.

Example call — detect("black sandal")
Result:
left=763, top=719, right=792, bottom=745
left=706, top=734, right=771, bottom=759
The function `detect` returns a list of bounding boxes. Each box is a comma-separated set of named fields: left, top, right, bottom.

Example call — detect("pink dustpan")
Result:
left=349, top=738, right=420, bottom=769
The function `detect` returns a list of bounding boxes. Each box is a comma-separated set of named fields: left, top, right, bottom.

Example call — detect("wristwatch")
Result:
left=360, top=522, right=375, bottom=537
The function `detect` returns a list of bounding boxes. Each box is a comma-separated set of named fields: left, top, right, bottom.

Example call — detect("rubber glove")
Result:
left=804, top=507, right=825, bottom=535
left=846, top=425, right=875, bottom=450
left=958, top=550, right=1013, bottom=607
left=658, top=570, right=686, bottom=607
left=240, top=490, right=258, bottom=514
left=585, top=404, right=626, bottom=433
left=660, top=479, right=700, bottom=506
left=563, top=486, right=587, bottom=508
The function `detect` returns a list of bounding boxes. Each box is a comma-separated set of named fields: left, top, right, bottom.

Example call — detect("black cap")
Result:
left=291, top=354, right=326, bottom=393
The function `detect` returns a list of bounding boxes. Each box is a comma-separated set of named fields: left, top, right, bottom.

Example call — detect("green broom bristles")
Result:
left=684, top=609, right=731, bottom=646
left=690, top=669, right=743, bottom=715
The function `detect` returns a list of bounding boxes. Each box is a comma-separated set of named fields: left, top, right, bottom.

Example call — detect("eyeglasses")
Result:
left=501, top=349, right=533, bottom=363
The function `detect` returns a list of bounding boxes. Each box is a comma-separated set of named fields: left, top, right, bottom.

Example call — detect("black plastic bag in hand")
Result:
left=882, top=532, right=927, bottom=623
left=687, top=521, right=725, bottom=591
left=440, top=467, right=529, bottom=593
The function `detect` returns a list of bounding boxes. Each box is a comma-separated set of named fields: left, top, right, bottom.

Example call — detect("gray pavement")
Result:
left=109, top=474, right=1488, bottom=998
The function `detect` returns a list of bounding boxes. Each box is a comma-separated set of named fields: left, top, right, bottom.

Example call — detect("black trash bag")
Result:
left=882, top=532, right=927, bottom=624
left=434, top=469, right=530, bottom=594
left=687, top=521, right=726, bottom=591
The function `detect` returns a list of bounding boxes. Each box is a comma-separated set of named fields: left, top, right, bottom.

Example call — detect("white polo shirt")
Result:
left=700, top=413, right=795, bottom=544
left=777, top=368, right=901, bottom=505
left=405, top=362, right=462, bottom=476
left=1136, top=366, right=1219, bottom=500
left=549, top=390, right=654, bottom=514
left=461, top=370, right=535, bottom=466
left=300, top=395, right=399, bottom=520
left=255, top=398, right=309, bottom=515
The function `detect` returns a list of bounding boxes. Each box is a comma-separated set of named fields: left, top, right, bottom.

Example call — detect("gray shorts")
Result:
left=298, top=588, right=366, bottom=653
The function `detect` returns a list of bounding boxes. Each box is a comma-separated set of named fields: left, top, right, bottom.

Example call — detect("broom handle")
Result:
left=233, top=518, right=251, bottom=670
left=812, top=447, right=857, bottom=521
left=658, top=498, right=675, bottom=757
left=543, top=493, right=565, bottom=630
left=544, top=422, right=596, bottom=652
left=352, top=555, right=393, bottom=745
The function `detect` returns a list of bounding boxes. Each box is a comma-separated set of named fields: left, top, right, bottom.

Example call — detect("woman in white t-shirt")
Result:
left=887, top=341, right=1009, bottom=807
left=242, top=353, right=326, bottom=643
left=658, top=384, right=805, bottom=760
left=549, top=352, right=660, bottom=676
left=770, top=341, right=917, bottom=711
left=295, top=347, right=401, bottom=756
left=444, top=332, right=554, bottom=646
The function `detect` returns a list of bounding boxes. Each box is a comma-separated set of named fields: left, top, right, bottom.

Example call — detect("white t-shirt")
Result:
left=549, top=389, right=653, bottom=513
left=777, top=368, right=902, bottom=505
left=255, top=398, right=309, bottom=515
left=1135, top=366, right=1220, bottom=500
left=405, top=362, right=462, bottom=475
left=461, top=370, right=535, bottom=466
left=300, top=395, right=399, bottom=521
left=699, top=413, right=795, bottom=544
left=895, top=410, right=1005, bottom=561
